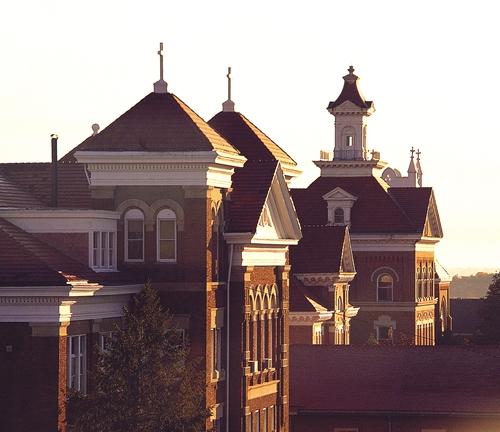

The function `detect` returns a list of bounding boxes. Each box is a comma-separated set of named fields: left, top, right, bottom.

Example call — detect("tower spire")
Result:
left=416, top=148, right=423, bottom=187
left=222, top=66, right=235, bottom=112
left=154, top=42, right=168, bottom=94
left=407, top=147, right=417, bottom=187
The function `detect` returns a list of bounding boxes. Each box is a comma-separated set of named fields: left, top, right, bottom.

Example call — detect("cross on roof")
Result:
left=158, top=42, right=164, bottom=81
left=416, top=149, right=421, bottom=160
left=410, top=146, right=415, bottom=159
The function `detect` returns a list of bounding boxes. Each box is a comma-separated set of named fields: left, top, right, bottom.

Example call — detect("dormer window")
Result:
left=334, top=208, right=345, bottom=224
left=125, top=208, right=144, bottom=262
left=323, top=187, right=358, bottom=226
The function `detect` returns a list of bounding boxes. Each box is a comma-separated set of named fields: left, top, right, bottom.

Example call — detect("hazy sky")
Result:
left=1, top=0, right=499, bottom=273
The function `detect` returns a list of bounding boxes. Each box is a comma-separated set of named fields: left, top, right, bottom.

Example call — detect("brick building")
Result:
left=290, top=345, right=500, bottom=432
left=0, top=56, right=301, bottom=431
left=291, top=67, right=451, bottom=346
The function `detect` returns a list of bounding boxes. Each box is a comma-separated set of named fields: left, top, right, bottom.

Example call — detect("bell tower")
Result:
left=327, top=66, right=375, bottom=161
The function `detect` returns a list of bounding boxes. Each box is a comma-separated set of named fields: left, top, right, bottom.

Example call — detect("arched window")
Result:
left=334, top=208, right=345, bottom=224
left=377, top=274, right=393, bottom=302
left=157, top=208, right=176, bottom=262
left=337, top=296, right=344, bottom=312
left=125, top=208, right=144, bottom=262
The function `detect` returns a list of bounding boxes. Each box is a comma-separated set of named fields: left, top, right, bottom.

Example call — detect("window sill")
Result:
left=211, top=369, right=225, bottom=383
left=91, top=268, right=119, bottom=273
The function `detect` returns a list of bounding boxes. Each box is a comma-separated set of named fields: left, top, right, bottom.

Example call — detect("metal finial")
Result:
left=410, top=146, right=415, bottom=159
left=227, top=67, right=232, bottom=101
left=348, top=65, right=355, bottom=74
left=158, top=42, right=164, bottom=81
left=416, top=148, right=421, bottom=161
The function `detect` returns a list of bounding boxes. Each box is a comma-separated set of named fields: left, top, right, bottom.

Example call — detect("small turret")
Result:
left=416, top=149, right=423, bottom=187
left=407, top=147, right=417, bottom=187
left=328, top=66, right=375, bottom=161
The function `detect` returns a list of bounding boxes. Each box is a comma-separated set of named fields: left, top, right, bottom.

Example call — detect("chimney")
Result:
left=51, top=134, right=58, bottom=207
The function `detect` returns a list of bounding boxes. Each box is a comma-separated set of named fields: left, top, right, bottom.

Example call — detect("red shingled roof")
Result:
left=292, top=176, right=432, bottom=234
left=290, top=278, right=329, bottom=312
left=290, top=225, right=347, bottom=273
left=208, top=111, right=296, bottom=166
left=61, top=92, right=238, bottom=161
left=0, top=172, right=44, bottom=208
left=0, top=163, right=91, bottom=209
left=0, top=218, right=94, bottom=286
left=291, top=345, right=500, bottom=415
left=227, top=160, right=278, bottom=233
left=388, top=187, right=432, bottom=230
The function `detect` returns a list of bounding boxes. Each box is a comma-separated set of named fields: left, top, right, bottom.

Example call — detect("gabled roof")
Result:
left=227, top=160, right=279, bottom=233
left=292, top=176, right=422, bottom=234
left=291, top=345, right=500, bottom=415
left=208, top=111, right=296, bottom=167
left=226, top=161, right=301, bottom=242
left=290, top=225, right=349, bottom=273
left=389, top=187, right=443, bottom=238
left=0, top=163, right=92, bottom=209
left=60, top=92, right=239, bottom=161
left=0, top=217, right=93, bottom=286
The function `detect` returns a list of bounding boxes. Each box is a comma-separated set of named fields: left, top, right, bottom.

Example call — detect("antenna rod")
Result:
left=227, top=67, right=231, bottom=101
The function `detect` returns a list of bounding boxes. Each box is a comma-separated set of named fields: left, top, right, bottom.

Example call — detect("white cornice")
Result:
left=74, top=150, right=247, bottom=189
left=0, top=284, right=142, bottom=298
left=1, top=209, right=120, bottom=233
left=0, top=284, right=142, bottom=323
left=313, top=159, right=388, bottom=177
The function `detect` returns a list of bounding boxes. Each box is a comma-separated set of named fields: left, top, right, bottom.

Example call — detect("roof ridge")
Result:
left=170, top=94, right=240, bottom=155
left=239, top=113, right=297, bottom=165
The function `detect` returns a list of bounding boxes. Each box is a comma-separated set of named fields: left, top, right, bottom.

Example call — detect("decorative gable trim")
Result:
left=424, top=192, right=443, bottom=238
left=225, top=163, right=302, bottom=246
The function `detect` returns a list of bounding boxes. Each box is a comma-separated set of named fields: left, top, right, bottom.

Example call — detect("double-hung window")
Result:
left=68, top=334, right=87, bottom=394
left=91, top=231, right=116, bottom=270
left=157, top=208, right=176, bottom=262
left=125, top=209, right=145, bottom=262
left=377, top=274, right=394, bottom=302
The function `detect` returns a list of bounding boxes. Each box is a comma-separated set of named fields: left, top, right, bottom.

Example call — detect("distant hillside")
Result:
left=450, top=272, right=495, bottom=298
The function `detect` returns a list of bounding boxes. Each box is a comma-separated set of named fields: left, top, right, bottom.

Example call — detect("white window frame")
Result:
left=68, top=334, right=87, bottom=394
left=89, top=231, right=117, bottom=271
left=156, top=208, right=177, bottom=262
left=125, top=208, right=145, bottom=262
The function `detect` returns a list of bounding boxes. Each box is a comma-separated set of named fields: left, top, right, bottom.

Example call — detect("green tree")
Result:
left=478, top=272, right=500, bottom=344
left=67, top=283, right=208, bottom=432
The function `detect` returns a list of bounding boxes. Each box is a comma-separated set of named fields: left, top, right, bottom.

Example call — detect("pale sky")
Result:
left=1, top=0, right=499, bottom=273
